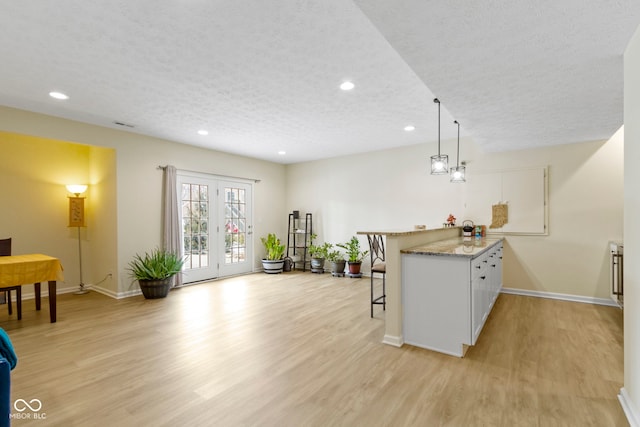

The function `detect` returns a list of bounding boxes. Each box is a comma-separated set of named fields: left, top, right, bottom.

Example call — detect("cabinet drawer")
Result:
left=472, top=253, right=487, bottom=279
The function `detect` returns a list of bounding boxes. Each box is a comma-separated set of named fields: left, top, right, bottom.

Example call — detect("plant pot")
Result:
left=138, top=277, right=173, bottom=299
left=310, top=257, right=325, bottom=273
left=330, top=260, right=346, bottom=277
left=262, top=259, right=284, bottom=274
left=347, top=261, right=362, bottom=275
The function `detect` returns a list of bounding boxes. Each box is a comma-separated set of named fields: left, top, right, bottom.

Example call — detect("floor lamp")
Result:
left=67, top=184, right=89, bottom=295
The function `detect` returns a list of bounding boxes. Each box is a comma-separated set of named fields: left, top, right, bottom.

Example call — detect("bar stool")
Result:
left=367, top=234, right=386, bottom=317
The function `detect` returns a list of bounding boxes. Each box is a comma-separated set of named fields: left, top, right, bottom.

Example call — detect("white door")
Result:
left=218, top=181, right=253, bottom=277
left=178, top=173, right=254, bottom=283
left=178, top=174, right=217, bottom=283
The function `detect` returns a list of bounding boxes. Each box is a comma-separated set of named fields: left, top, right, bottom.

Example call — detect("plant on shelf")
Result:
left=128, top=248, right=185, bottom=299
left=261, top=233, right=286, bottom=274
left=337, top=236, right=369, bottom=276
left=308, top=233, right=332, bottom=273
left=327, top=249, right=346, bottom=277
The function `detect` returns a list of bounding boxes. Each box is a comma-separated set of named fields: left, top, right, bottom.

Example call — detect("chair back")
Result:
left=367, top=234, right=385, bottom=267
left=0, top=239, right=10, bottom=257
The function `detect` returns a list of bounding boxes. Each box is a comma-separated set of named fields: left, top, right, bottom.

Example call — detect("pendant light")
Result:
left=430, top=98, right=448, bottom=174
left=450, top=120, right=466, bottom=183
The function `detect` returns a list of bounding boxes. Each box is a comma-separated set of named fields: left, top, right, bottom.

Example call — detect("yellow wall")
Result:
left=0, top=131, right=117, bottom=295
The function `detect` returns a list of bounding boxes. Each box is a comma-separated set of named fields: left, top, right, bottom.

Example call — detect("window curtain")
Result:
left=162, top=165, right=183, bottom=287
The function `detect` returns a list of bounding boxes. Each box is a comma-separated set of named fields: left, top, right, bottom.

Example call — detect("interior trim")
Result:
left=619, top=388, right=640, bottom=427
left=500, top=287, right=619, bottom=307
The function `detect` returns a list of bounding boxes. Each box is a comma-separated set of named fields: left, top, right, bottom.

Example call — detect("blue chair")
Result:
left=0, top=328, right=17, bottom=427
left=0, top=357, right=9, bottom=427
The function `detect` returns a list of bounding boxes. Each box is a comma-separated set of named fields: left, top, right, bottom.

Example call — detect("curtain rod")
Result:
left=157, top=165, right=261, bottom=183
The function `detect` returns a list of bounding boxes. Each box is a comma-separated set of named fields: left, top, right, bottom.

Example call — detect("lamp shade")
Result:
left=450, top=165, right=466, bottom=183
left=430, top=98, right=449, bottom=175
left=430, top=154, right=449, bottom=175
left=66, top=184, right=88, bottom=195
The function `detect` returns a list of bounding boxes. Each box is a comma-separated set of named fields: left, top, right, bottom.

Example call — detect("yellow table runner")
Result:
left=0, top=254, right=64, bottom=287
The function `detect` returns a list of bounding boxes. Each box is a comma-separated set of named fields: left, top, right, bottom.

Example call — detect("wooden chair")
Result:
left=0, top=238, right=22, bottom=319
left=367, top=234, right=386, bottom=318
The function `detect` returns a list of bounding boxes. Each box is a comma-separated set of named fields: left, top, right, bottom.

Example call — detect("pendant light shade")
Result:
left=450, top=120, right=466, bottom=183
left=430, top=98, right=448, bottom=175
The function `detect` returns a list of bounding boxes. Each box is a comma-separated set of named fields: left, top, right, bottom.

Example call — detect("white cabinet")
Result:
left=471, top=242, right=503, bottom=345
left=402, top=239, right=503, bottom=357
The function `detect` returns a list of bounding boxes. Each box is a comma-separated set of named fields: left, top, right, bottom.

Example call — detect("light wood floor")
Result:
left=2, top=272, right=626, bottom=426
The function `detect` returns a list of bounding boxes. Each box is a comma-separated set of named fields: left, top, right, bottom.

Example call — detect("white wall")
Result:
left=623, top=23, right=640, bottom=425
left=286, top=133, right=624, bottom=301
left=0, top=107, right=287, bottom=297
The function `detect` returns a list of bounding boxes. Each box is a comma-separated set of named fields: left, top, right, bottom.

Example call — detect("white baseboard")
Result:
left=500, top=287, right=619, bottom=307
left=619, top=388, right=640, bottom=427
left=382, top=334, right=403, bottom=347
left=89, top=285, right=122, bottom=299
left=3, top=285, right=81, bottom=300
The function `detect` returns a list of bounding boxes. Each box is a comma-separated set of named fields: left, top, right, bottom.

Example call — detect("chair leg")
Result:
left=16, top=287, right=22, bottom=320
left=370, top=273, right=374, bottom=318
left=382, top=273, right=386, bottom=311
left=6, top=291, right=12, bottom=315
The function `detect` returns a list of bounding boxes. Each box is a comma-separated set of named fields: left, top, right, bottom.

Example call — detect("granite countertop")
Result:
left=401, top=237, right=503, bottom=258
left=357, top=226, right=460, bottom=237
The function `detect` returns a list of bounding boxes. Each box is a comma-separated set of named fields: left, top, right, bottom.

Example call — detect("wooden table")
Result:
left=0, top=254, right=63, bottom=323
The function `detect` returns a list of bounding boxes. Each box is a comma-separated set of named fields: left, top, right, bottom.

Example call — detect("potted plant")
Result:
left=327, top=249, right=346, bottom=277
left=128, top=248, right=185, bottom=299
left=337, top=236, right=369, bottom=277
left=308, top=233, right=332, bottom=273
left=261, top=233, right=286, bottom=274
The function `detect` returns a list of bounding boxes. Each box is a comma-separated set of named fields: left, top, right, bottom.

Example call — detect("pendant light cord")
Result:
left=454, top=120, right=460, bottom=167
left=434, top=98, right=441, bottom=155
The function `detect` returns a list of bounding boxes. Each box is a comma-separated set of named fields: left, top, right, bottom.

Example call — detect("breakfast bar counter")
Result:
left=401, top=236, right=503, bottom=257
left=356, top=226, right=462, bottom=347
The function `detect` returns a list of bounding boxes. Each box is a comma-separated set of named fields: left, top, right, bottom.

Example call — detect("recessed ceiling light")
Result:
left=49, top=91, right=69, bottom=100
left=404, top=125, right=416, bottom=132
left=278, top=150, right=286, bottom=155
left=197, top=130, right=208, bottom=136
left=340, top=81, right=355, bottom=91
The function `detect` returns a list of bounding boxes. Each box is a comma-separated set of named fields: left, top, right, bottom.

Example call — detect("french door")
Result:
left=177, top=172, right=253, bottom=283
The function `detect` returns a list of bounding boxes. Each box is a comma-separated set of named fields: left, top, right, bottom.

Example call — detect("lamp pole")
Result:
left=74, top=224, right=88, bottom=294
left=67, top=184, right=89, bottom=295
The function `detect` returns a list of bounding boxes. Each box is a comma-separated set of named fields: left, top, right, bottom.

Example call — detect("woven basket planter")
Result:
left=138, top=277, right=173, bottom=299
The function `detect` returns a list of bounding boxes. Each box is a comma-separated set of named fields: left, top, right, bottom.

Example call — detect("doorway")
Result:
left=177, top=172, right=253, bottom=283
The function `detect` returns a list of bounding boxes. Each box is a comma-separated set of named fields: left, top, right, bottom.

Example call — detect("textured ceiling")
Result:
left=355, top=0, right=640, bottom=151
left=0, top=1, right=638, bottom=164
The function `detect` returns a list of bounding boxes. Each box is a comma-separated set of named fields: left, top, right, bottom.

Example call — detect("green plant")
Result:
left=261, top=233, right=285, bottom=260
left=337, top=236, right=369, bottom=263
left=326, top=249, right=345, bottom=262
left=308, top=234, right=332, bottom=259
left=128, top=248, right=185, bottom=280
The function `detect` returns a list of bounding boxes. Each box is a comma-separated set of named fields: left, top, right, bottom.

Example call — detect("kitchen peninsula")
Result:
left=402, top=237, right=503, bottom=357
left=357, top=227, right=503, bottom=357
left=356, top=227, right=462, bottom=347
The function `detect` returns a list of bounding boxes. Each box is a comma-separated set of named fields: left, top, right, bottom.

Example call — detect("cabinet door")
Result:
left=471, top=275, right=484, bottom=345
left=471, top=252, right=488, bottom=345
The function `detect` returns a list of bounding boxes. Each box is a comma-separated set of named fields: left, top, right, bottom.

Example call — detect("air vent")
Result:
left=113, top=121, right=135, bottom=128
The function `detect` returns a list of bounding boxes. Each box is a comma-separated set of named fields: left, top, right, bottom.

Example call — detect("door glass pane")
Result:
left=224, top=186, right=246, bottom=264
left=182, top=183, right=209, bottom=270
